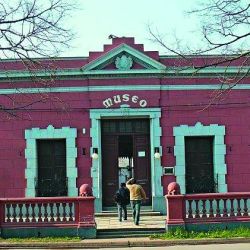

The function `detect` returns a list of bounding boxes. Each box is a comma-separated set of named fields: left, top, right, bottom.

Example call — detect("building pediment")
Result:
left=81, top=43, right=166, bottom=75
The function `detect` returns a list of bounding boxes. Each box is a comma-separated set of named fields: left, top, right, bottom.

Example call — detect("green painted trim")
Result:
left=1, top=84, right=250, bottom=95
left=25, top=125, right=78, bottom=197
left=1, top=68, right=82, bottom=79
left=89, top=107, right=163, bottom=213
left=0, top=66, right=248, bottom=80
left=173, top=122, right=227, bottom=194
left=81, top=44, right=166, bottom=71
left=82, top=69, right=166, bottom=75
left=0, top=56, right=88, bottom=62
left=152, top=196, right=166, bottom=214
left=160, top=54, right=250, bottom=59
left=82, top=66, right=250, bottom=76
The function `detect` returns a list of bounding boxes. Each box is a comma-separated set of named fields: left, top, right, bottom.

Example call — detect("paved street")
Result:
left=3, top=243, right=250, bottom=250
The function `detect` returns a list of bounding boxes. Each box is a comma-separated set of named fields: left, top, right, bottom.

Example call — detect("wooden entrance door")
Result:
left=185, top=137, right=215, bottom=194
left=102, top=135, right=119, bottom=206
left=37, top=139, right=67, bottom=197
left=101, top=119, right=151, bottom=207
left=133, top=135, right=151, bottom=205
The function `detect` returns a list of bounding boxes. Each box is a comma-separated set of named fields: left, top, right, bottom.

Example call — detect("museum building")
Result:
left=0, top=37, right=249, bottom=214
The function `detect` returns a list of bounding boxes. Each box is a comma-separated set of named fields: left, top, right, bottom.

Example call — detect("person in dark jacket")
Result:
left=115, top=182, right=130, bottom=222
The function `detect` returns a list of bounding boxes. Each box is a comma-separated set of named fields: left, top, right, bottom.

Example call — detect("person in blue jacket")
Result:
left=115, top=182, right=130, bottom=222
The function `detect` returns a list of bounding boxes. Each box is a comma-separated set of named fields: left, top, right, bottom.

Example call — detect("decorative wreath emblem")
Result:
left=115, top=55, right=133, bottom=70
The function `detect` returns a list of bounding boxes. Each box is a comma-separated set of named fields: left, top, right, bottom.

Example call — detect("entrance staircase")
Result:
left=95, top=207, right=166, bottom=238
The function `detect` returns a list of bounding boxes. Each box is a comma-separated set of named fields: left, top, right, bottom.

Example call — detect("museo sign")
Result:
left=102, top=94, right=148, bottom=108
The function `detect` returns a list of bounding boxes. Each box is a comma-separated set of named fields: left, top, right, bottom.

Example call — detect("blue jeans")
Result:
left=130, top=200, right=141, bottom=225
left=117, top=204, right=127, bottom=221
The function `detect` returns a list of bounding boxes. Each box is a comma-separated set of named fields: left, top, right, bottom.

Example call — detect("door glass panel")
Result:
left=119, top=120, right=133, bottom=133
left=102, top=119, right=149, bottom=134
left=102, top=121, right=116, bottom=133
left=135, top=120, right=149, bottom=133
left=118, top=135, right=133, bottom=185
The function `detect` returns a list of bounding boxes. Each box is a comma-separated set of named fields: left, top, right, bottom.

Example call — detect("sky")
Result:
left=62, top=0, right=202, bottom=57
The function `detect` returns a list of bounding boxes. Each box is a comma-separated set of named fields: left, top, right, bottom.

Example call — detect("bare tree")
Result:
left=0, top=0, right=76, bottom=118
left=150, top=0, right=250, bottom=101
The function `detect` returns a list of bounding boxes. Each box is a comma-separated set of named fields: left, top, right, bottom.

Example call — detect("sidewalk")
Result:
left=1, top=237, right=250, bottom=249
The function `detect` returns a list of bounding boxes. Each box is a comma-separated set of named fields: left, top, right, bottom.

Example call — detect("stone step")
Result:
left=95, top=211, right=162, bottom=217
left=97, top=228, right=165, bottom=239
left=102, top=206, right=152, bottom=211
left=96, top=215, right=166, bottom=230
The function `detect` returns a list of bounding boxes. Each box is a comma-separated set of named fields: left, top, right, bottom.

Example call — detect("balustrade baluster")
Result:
left=188, top=200, right=193, bottom=218
left=12, top=204, right=17, bottom=222
left=243, top=198, right=248, bottom=216
left=195, top=200, right=200, bottom=218
left=237, top=199, right=241, bottom=216
left=223, top=199, right=228, bottom=217
left=49, top=203, right=55, bottom=222
left=38, top=203, right=42, bottom=222
left=44, top=203, right=48, bottom=222
left=209, top=199, right=214, bottom=218
left=230, top=199, right=235, bottom=217
left=25, top=204, right=30, bottom=222
left=56, top=203, right=61, bottom=222
left=69, top=203, right=73, bottom=221
left=1, top=197, right=95, bottom=228
left=31, top=204, right=36, bottom=222
left=6, top=204, right=11, bottom=222
left=216, top=199, right=220, bottom=217
left=62, top=203, right=67, bottom=221
left=18, top=204, right=23, bottom=222
left=202, top=200, right=207, bottom=218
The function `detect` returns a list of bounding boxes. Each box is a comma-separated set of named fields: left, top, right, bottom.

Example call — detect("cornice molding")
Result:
left=1, top=84, right=250, bottom=95
left=0, top=66, right=248, bottom=81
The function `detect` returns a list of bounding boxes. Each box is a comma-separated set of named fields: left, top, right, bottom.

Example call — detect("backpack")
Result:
left=114, top=193, right=121, bottom=203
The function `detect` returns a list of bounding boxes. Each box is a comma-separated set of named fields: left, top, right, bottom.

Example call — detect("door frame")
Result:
left=25, top=125, right=78, bottom=197
left=173, top=122, right=227, bottom=194
left=90, top=107, right=163, bottom=213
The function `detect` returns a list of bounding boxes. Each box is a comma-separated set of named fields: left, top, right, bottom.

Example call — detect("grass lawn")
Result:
left=0, top=237, right=81, bottom=243
left=150, top=227, right=250, bottom=240
left=1, top=228, right=250, bottom=242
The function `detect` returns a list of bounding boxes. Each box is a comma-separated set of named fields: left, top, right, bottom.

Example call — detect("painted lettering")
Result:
left=113, top=95, right=121, bottom=104
left=139, top=100, right=147, bottom=107
left=103, top=98, right=113, bottom=108
left=122, top=94, right=130, bottom=102
left=102, top=94, right=148, bottom=108
left=132, top=95, right=138, bottom=103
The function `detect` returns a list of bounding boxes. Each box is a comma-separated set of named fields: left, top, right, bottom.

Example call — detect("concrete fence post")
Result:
left=76, top=197, right=96, bottom=238
left=165, top=194, right=186, bottom=231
